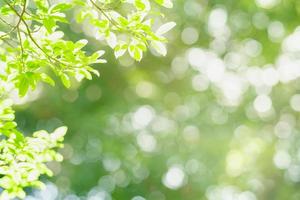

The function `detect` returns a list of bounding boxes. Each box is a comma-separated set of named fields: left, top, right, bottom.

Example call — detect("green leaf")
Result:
left=51, top=126, right=67, bottom=141
left=155, top=0, right=173, bottom=8
left=43, top=18, right=56, bottom=33
left=156, top=22, right=176, bottom=36
left=60, top=73, right=71, bottom=88
left=17, top=74, right=30, bottom=97
left=40, top=73, right=55, bottom=86
left=128, top=45, right=143, bottom=61
left=151, top=41, right=167, bottom=56
left=49, top=3, right=72, bottom=13
left=114, top=42, right=128, bottom=58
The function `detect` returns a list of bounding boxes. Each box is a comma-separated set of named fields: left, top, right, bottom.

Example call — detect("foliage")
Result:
left=0, top=0, right=174, bottom=199
left=0, top=98, right=67, bottom=199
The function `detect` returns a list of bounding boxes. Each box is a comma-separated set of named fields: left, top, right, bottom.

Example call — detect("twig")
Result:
left=4, top=0, right=69, bottom=68
left=0, top=0, right=27, bottom=39
left=89, top=0, right=120, bottom=28
left=17, top=27, right=25, bottom=72
left=0, top=16, right=14, bottom=27
left=1, top=39, right=15, bottom=48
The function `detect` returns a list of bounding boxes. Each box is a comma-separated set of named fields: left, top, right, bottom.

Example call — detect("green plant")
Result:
left=0, top=0, right=174, bottom=198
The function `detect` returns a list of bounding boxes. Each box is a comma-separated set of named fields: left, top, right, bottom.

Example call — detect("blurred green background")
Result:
left=15, top=0, right=300, bottom=199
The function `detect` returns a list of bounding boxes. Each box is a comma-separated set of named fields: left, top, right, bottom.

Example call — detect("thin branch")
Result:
left=88, top=0, right=148, bottom=46
left=0, top=0, right=27, bottom=39
left=24, top=10, right=42, bottom=20
left=1, top=39, right=15, bottom=48
left=89, top=0, right=120, bottom=28
left=4, top=0, right=68, bottom=68
left=0, top=16, right=14, bottom=27
left=17, top=27, right=25, bottom=72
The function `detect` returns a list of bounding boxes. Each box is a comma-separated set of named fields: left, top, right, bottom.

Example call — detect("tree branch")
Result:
left=0, top=0, right=27, bottom=39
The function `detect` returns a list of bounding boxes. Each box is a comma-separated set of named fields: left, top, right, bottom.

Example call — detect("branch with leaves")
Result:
left=0, top=0, right=174, bottom=199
